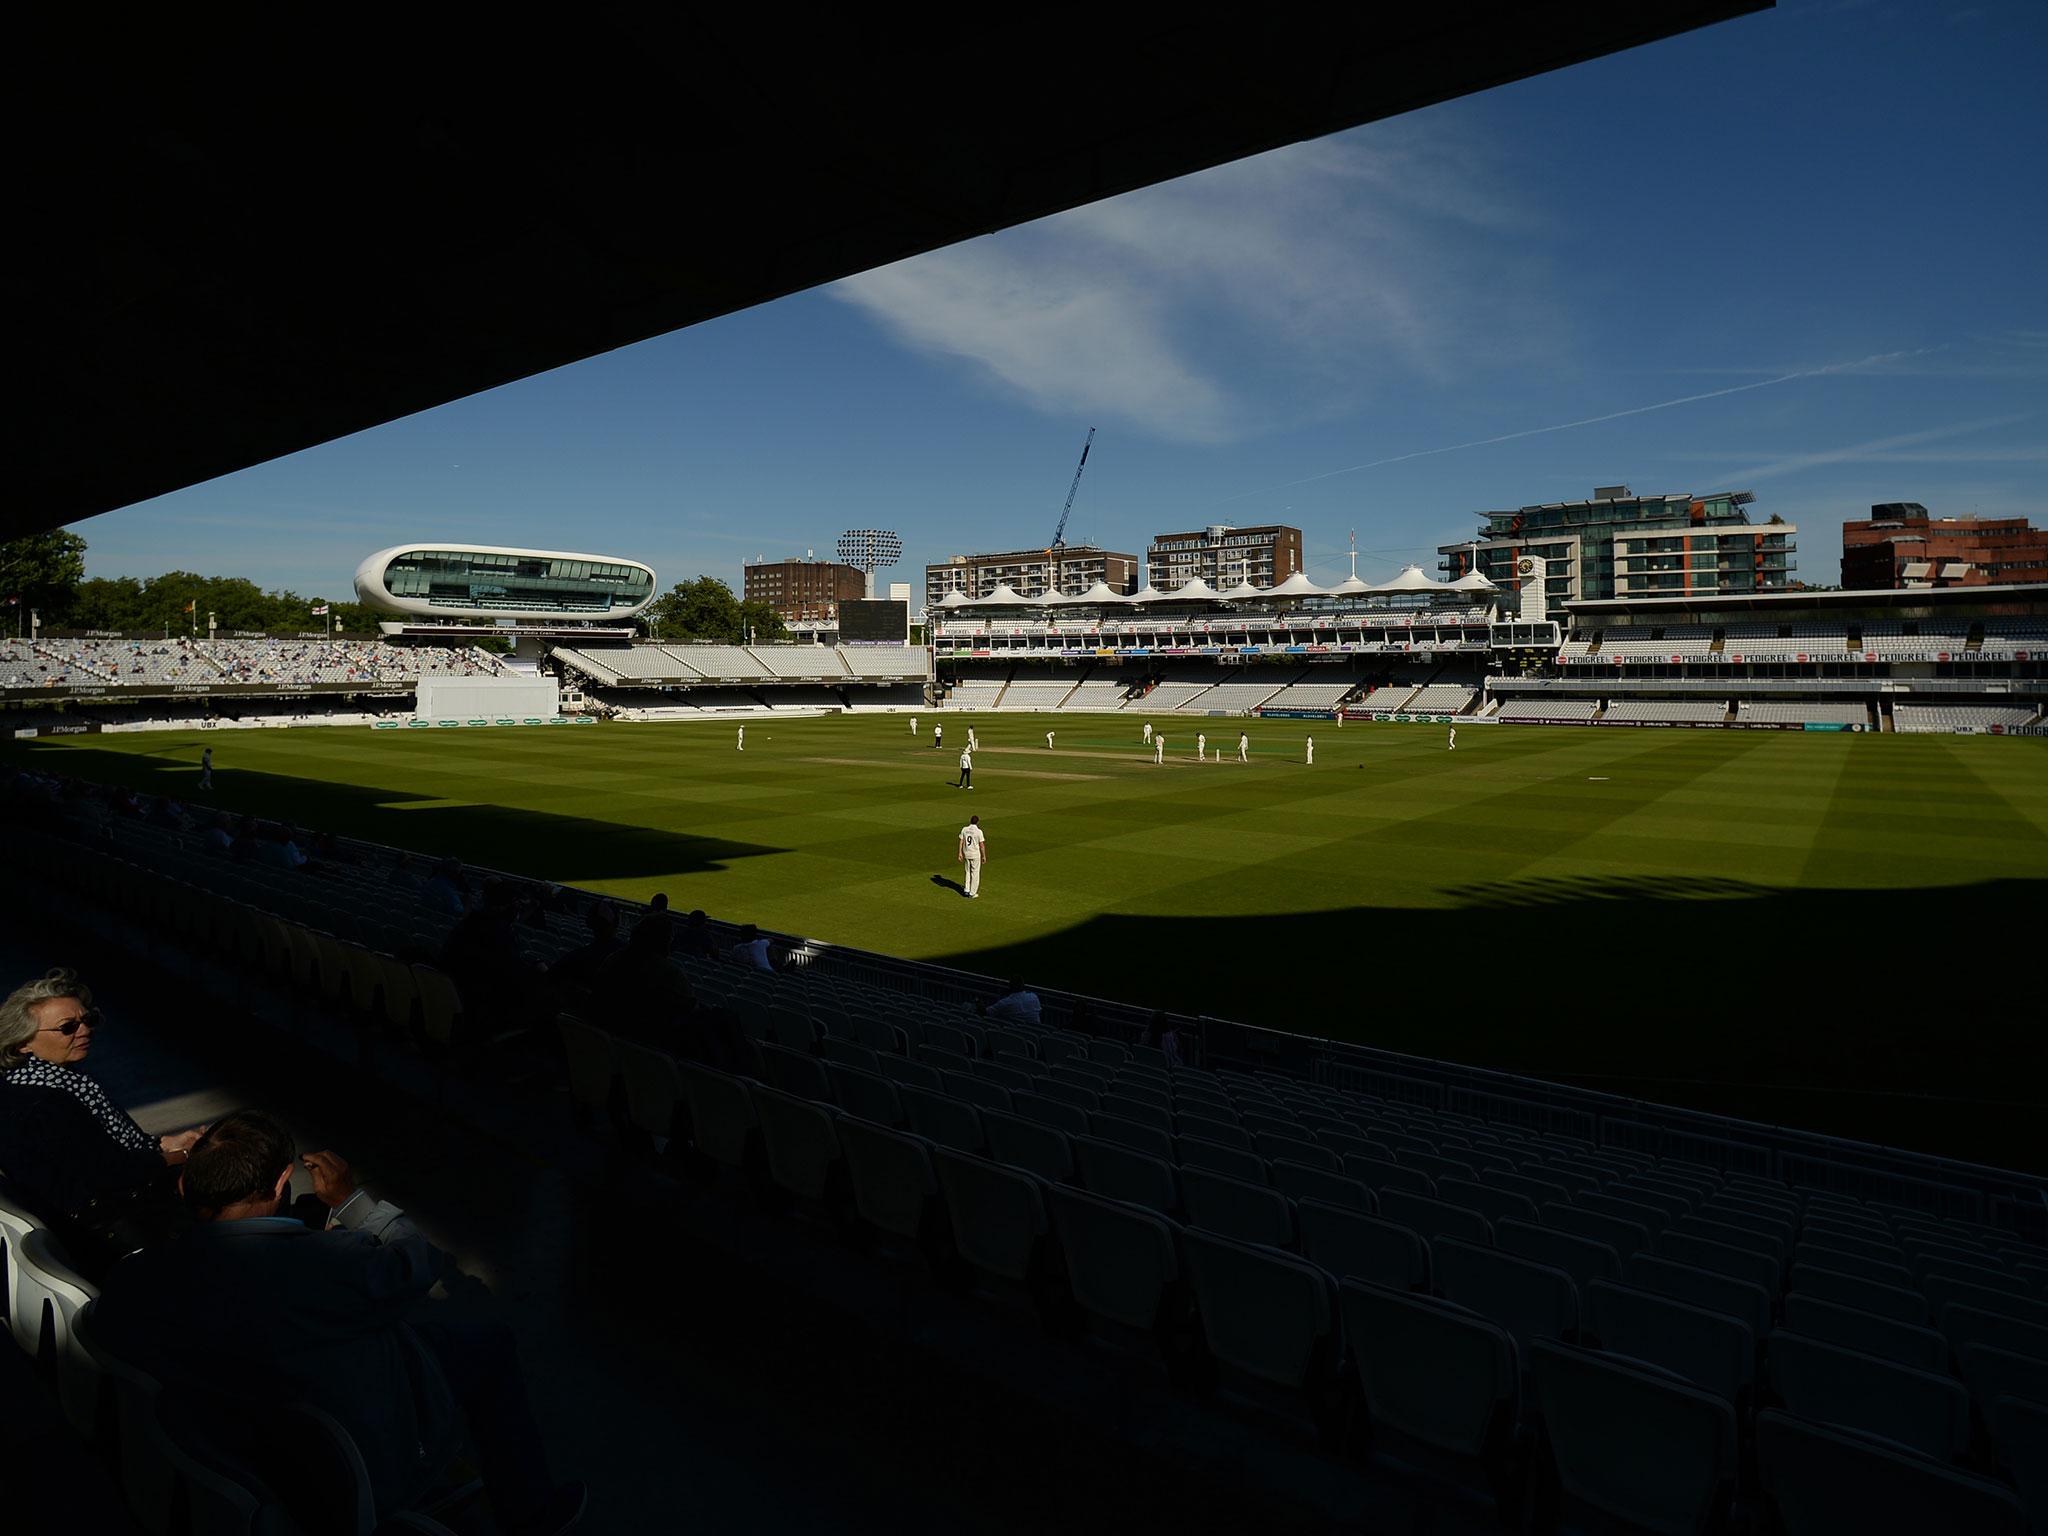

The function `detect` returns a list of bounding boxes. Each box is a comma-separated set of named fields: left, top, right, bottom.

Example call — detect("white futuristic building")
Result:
left=354, top=544, right=657, bottom=622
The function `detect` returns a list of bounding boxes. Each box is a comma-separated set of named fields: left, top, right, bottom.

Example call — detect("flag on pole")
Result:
left=311, top=604, right=330, bottom=616
left=183, top=600, right=197, bottom=613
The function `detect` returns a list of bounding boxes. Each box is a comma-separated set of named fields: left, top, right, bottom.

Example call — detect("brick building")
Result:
left=1145, top=524, right=1303, bottom=590
left=1840, top=504, right=2048, bottom=589
left=924, top=545, right=1139, bottom=608
left=743, top=558, right=867, bottom=622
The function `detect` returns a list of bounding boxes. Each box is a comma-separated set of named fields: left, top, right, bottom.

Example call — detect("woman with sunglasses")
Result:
left=0, top=969, right=202, bottom=1271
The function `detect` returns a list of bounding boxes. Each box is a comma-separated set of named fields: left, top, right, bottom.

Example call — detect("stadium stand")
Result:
left=1121, top=675, right=1217, bottom=712
left=838, top=649, right=931, bottom=680
left=1399, top=684, right=1479, bottom=714
left=6, top=765, right=2045, bottom=1535
left=1, top=637, right=501, bottom=691
left=996, top=680, right=1078, bottom=711
left=662, top=644, right=774, bottom=679
left=1496, top=699, right=1599, bottom=722
left=943, top=677, right=1007, bottom=710
left=1353, top=685, right=1418, bottom=713
left=1892, top=703, right=2041, bottom=733
left=1055, top=679, right=1131, bottom=711
left=1738, top=700, right=1872, bottom=726
left=1183, top=675, right=1292, bottom=713
left=1602, top=700, right=1731, bottom=724
left=1261, top=676, right=1360, bottom=711
left=746, top=645, right=849, bottom=679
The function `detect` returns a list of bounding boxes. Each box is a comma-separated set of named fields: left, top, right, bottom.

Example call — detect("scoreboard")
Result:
left=840, top=598, right=909, bottom=644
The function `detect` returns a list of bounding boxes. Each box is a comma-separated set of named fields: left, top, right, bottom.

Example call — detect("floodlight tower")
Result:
left=835, top=529, right=903, bottom=599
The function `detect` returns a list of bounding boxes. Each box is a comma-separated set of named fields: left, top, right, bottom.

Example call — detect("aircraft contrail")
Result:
left=1211, top=346, right=1945, bottom=506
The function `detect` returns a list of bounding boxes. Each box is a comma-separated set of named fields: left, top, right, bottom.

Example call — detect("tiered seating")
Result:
left=556, top=646, right=691, bottom=681
left=1056, top=679, right=1128, bottom=711
left=9, top=795, right=2045, bottom=1536
left=1354, top=685, right=1417, bottom=713
left=996, top=680, right=1076, bottom=711
left=1402, top=684, right=1477, bottom=714
left=746, top=645, right=850, bottom=678
left=1263, top=677, right=1357, bottom=711
left=1740, top=701, right=1871, bottom=726
left=944, top=679, right=1006, bottom=710
left=1603, top=700, right=1729, bottom=724
left=1188, top=676, right=1290, bottom=713
left=1893, top=704, right=2040, bottom=734
left=663, top=645, right=772, bottom=679
left=1122, top=681, right=1213, bottom=712
left=580, top=1022, right=2045, bottom=1534
left=1496, top=699, right=1598, bottom=722
left=0, top=638, right=500, bottom=691
left=838, top=649, right=930, bottom=680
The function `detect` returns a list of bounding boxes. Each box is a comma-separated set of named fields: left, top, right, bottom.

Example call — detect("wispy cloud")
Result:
left=829, top=124, right=1553, bottom=443
left=1209, top=347, right=1947, bottom=503
left=1708, top=413, right=2038, bottom=483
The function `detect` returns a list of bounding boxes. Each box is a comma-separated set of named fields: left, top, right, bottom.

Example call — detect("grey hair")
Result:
left=0, top=969, right=91, bottom=1073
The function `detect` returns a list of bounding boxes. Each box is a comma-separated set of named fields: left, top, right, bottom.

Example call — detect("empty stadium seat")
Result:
left=1378, top=1189, right=1493, bottom=1249
left=1782, top=1293, right=1947, bottom=1373
left=613, top=1037, right=686, bottom=1147
left=1340, top=1282, right=1517, bottom=1483
left=1530, top=1339, right=1738, bottom=1536
left=932, top=1149, right=1051, bottom=1286
left=1938, top=1304, right=2048, bottom=1366
left=1584, top=1280, right=1753, bottom=1407
left=1755, top=1410, right=2025, bottom=1536
left=836, top=1116, right=939, bottom=1244
left=826, top=1063, right=905, bottom=1129
left=1297, top=1201, right=1430, bottom=1293
left=1344, top=1156, right=1434, bottom=1198
left=981, top=1109, right=1075, bottom=1184
left=1626, top=1252, right=1773, bottom=1344
left=1071, top=1136, right=1177, bottom=1215
left=1544, top=1203, right=1652, bottom=1260
left=679, top=1062, right=758, bottom=1170
left=1434, top=1239, right=1579, bottom=1362
left=1047, top=1186, right=1186, bottom=1336
left=1267, top=1159, right=1373, bottom=1213
left=1767, top=1331, right=1970, bottom=1464
left=12, top=1229, right=100, bottom=1434
left=1012, top=1091, right=1091, bottom=1136
left=751, top=1086, right=844, bottom=1204
left=898, top=1085, right=985, bottom=1154
left=1174, top=1136, right=1267, bottom=1183
left=1495, top=1219, right=1621, bottom=1297
left=1179, top=1167, right=1294, bottom=1249
left=1788, top=1262, right=1929, bottom=1325
left=1181, top=1231, right=1339, bottom=1396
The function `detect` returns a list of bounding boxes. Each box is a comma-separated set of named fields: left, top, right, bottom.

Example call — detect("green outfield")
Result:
left=9, top=715, right=2046, bottom=1167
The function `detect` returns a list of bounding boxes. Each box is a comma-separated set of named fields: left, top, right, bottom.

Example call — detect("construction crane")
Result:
left=1049, top=427, right=1095, bottom=552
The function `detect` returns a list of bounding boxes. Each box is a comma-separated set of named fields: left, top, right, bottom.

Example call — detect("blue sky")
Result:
left=78, top=0, right=2046, bottom=601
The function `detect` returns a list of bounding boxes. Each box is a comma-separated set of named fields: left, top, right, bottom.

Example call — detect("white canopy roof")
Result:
left=1073, top=580, right=1130, bottom=603
left=1041, top=584, right=1093, bottom=604
left=1125, top=584, right=1169, bottom=603
left=936, top=589, right=972, bottom=608
left=1378, top=564, right=1446, bottom=592
left=1325, top=575, right=1376, bottom=596
left=1164, top=577, right=1220, bottom=601
left=1216, top=580, right=1265, bottom=601
left=975, top=583, right=1031, bottom=606
left=1268, top=570, right=1327, bottom=597
left=1446, top=567, right=1498, bottom=591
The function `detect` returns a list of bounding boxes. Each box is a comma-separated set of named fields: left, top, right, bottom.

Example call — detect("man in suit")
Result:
left=93, top=1110, right=584, bottom=1535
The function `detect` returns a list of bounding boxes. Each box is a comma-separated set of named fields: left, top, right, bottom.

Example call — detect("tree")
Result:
left=737, top=599, right=789, bottom=644
left=0, top=528, right=87, bottom=618
left=647, top=575, right=746, bottom=643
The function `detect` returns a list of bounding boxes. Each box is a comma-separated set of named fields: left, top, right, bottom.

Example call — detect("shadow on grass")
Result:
left=931, top=874, right=969, bottom=899
left=7, top=741, right=787, bottom=886
left=929, top=875, right=2048, bottom=1173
